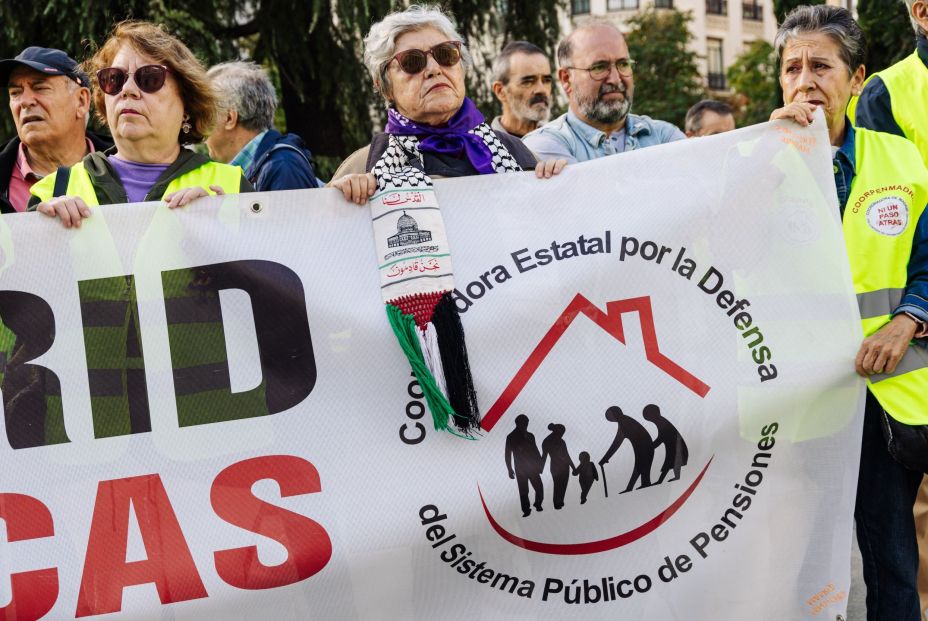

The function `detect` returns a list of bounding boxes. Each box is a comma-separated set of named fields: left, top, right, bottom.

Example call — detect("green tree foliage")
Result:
left=858, top=0, right=917, bottom=73
left=726, top=40, right=779, bottom=126
left=625, top=8, right=704, bottom=129
left=0, top=0, right=564, bottom=175
left=772, top=0, right=824, bottom=24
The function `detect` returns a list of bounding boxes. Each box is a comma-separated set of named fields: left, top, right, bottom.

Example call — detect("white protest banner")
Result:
left=0, top=116, right=865, bottom=620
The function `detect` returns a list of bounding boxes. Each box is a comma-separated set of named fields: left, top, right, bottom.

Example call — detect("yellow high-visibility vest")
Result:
left=846, top=126, right=928, bottom=424
left=31, top=160, right=242, bottom=204
left=848, top=53, right=928, bottom=166
left=29, top=159, right=247, bottom=437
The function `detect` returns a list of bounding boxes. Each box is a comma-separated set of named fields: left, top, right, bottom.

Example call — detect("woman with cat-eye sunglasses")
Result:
left=30, top=20, right=251, bottom=227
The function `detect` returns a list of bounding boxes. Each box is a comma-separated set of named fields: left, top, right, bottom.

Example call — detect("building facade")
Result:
left=567, top=0, right=854, bottom=92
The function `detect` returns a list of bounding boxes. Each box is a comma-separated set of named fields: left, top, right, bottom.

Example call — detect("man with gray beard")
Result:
left=523, top=22, right=683, bottom=163
left=491, top=41, right=553, bottom=139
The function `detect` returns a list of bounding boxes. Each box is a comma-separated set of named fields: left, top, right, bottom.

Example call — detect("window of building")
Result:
left=707, top=38, right=726, bottom=90
left=742, top=0, right=762, bottom=20
left=572, top=0, right=590, bottom=14
left=706, top=0, right=727, bottom=15
left=608, top=0, right=639, bottom=9
left=654, top=0, right=673, bottom=7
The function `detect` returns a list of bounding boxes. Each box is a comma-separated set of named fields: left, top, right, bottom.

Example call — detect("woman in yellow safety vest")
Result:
left=771, top=7, right=928, bottom=621
left=20, top=21, right=251, bottom=441
left=30, top=20, right=249, bottom=216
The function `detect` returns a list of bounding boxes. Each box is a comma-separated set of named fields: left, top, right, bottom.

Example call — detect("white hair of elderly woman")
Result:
left=363, top=4, right=473, bottom=100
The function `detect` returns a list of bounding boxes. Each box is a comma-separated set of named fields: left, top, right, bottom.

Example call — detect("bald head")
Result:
left=557, top=22, right=625, bottom=69
left=556, top=22, right=634, bottom=133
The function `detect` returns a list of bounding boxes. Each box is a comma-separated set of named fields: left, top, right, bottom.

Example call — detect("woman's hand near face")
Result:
left=37, top=196, right=92, bottom=228
left=331, top=173, right=377, bottom=205
left=769, top=102, right=818, bottom=127
left=163, top=185, right=225, bottom=209
left=534, top=158, right=567, bottom=179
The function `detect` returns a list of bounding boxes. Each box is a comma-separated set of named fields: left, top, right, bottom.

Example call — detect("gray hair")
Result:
left=492, top=40, right=547, bottom=84
left=207, top=61, right=277, bottom=132
left=904, top=0, right=924, bottom=35
left=556, top=21, right=624, bottom=69
left=363, top=4, right=472, bottom=101
left=774, top=5, right=867, bottom=76
left=685, top=99, right=733, bottom=133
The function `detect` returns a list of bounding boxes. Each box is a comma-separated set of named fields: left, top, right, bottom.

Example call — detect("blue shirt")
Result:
left=833, top=122, right=928, bottom=325
left=230, top=130, right=268, bottom=174
left=522, top=110, right=684, bottom=163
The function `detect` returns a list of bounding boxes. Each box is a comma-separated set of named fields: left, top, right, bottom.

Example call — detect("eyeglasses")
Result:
left=566, top=59, right=636, bottom=80
left=95, top=65, right=171, bottom=96
left=386, top=41, right=462, bottom=75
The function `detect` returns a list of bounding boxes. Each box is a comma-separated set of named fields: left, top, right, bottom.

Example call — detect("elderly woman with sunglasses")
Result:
left=330, top=5, right=566, bottom=204
left=30, top=21, right=249, bottom=226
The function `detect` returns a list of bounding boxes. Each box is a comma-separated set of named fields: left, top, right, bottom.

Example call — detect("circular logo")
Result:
left=866, top=197, right=908, bottom=236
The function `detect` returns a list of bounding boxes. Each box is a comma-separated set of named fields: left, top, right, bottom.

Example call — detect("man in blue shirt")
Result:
left=523, top=22, right=684, bottom=163
left=206, top=61, right=320, bottom=191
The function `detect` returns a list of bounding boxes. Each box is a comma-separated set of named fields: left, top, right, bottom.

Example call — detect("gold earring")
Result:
left=182, top=114, right=191, bottom=134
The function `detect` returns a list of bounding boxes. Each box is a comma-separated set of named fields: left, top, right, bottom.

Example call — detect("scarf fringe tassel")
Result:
left=431, top=292, right=480, bottom=433
left=386, top=291, right=481, bottom=437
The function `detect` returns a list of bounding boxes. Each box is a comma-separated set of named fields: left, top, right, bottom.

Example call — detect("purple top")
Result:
left=109, top=156, right=170, bottom=203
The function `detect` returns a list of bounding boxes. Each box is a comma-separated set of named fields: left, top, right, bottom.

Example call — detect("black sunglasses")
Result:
left=96, top=65, right=171, bottom=96
left=387, top=41, right=462, bottom=75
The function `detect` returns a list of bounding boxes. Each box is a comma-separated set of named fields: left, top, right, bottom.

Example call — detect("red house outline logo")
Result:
left=479, top=294, right=714, bottom=555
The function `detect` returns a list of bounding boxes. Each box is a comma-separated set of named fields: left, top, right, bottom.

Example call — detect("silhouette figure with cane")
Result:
left=599, top=406, right=656, bottom=493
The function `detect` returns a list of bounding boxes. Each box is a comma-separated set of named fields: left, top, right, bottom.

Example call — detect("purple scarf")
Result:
left=386, top=98, right=496, bottom=175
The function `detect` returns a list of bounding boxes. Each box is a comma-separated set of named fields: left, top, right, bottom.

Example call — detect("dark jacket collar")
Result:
left=0, top=137, right=22, bottom=213
left=253, top=129, right=284, bottom=163
left=918, top=33, right=928, bottom=68
left=836, top=120, right=856, bottom=175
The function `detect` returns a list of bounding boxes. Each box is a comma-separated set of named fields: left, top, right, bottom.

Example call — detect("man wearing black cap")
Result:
left=0, top=47, right=112, bottom=213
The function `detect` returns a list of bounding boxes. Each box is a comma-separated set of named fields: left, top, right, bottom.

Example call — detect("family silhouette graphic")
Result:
left=504, top=405, right=689, bottom=515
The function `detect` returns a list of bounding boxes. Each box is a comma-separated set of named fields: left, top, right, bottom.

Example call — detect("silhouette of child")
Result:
left=573, top=451, right=599, bottom=504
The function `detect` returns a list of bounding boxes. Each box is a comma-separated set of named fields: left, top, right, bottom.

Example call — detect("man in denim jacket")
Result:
left=523, top=22, right=684, bottom=163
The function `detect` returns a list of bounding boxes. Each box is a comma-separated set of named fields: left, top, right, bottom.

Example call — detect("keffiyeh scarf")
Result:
left=369, top=98, right=522, bottom=437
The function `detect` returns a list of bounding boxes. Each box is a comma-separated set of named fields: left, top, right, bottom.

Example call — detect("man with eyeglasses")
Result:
left=523, top=22, right=684, bottom=163
left=0, top=47, right=112, bottom=213
left=491, top=41, right=554, bottom=139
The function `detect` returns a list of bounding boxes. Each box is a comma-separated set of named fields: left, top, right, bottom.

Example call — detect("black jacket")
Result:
left=0, top=131, right=113, bottom=213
